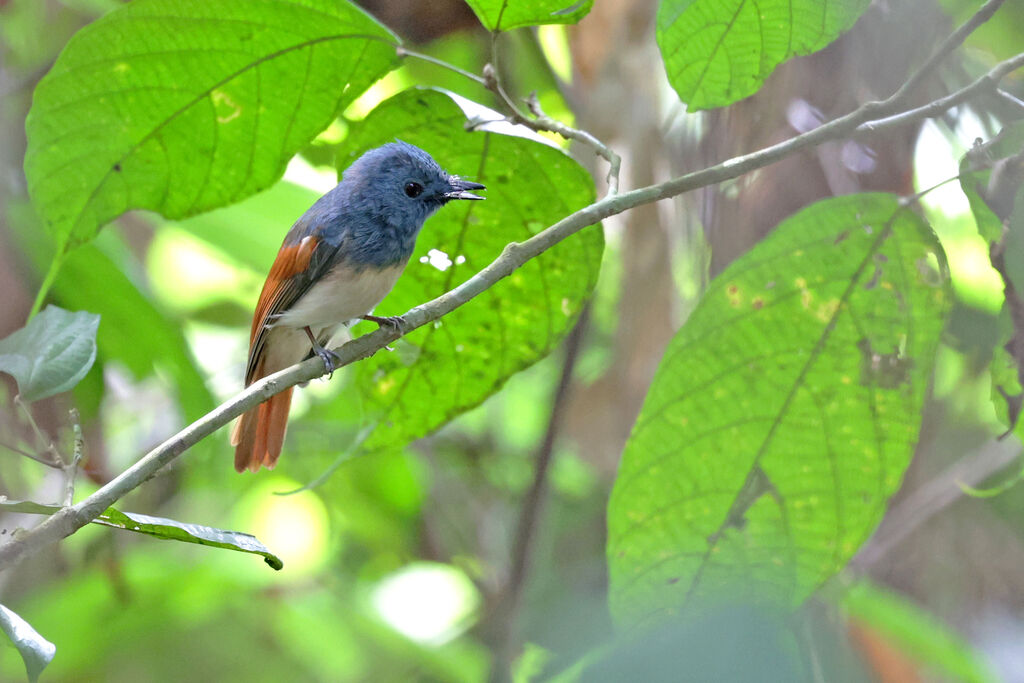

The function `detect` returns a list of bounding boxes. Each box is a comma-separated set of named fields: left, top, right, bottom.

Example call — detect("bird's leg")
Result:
left=360, top=314, right=408, bottom=334
left=304, top=326, right=341, bottom=377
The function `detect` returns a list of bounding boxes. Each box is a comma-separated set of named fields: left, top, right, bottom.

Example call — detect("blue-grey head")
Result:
left=315, top=141, right=485, bottom=266
left=341, top=141, right=485, bottom=227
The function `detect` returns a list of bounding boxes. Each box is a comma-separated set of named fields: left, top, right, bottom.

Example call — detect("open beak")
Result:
left=445, top=177, right=486, bottom=201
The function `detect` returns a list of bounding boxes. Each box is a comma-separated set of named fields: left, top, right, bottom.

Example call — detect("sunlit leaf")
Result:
left=607, top=194, right=950, bottom=627
left=840, top=582, right=998, bottom=683
left=0, top=499, right=282, bottom=570
left=306, top=88, right=601, bottom=465
left=0, top=604, right=55, bottom=683
left=0, top=305, right=99, bottom=402
left=24, top=0, right=398, bottom=251
left=657, top=0, right=870, bottom=110
left=465, top=0, right=593, bottom=31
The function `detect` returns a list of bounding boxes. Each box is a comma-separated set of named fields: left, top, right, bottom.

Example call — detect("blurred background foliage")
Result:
left=0, top=0, right=1023, bottom=681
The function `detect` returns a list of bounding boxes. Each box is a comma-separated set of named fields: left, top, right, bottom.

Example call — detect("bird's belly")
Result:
left=275, top=262, right=405, bottom=329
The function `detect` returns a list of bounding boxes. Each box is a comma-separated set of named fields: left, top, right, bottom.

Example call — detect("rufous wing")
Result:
left=232, top=234, right=319, bottom=472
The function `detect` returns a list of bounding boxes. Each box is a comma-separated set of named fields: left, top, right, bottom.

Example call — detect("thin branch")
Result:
left=481, top=36, right=622, bottom=195
left=524, top=93, right=622, bottom=195
left=486, top=307, right=590, bottom=683
left=13, top=395, right=63, bottom=467
left=2, top=46, right=1021, bottom=574
left=857, top=53, right=1024, bottom=135
left=890, top=0, right=1006, bottom=101
left=994, top=87, right=1024, bottom=114
left=0, top=440, right=62, bottom=469
left=851, top=439, right=1021, bottom=569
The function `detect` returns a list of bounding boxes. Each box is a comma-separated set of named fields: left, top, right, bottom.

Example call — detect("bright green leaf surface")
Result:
left=0, top=499, right=282, bottom=570
left=465, top=0, right=593, bottom=31
left=0, top=305, right=99, bottom=402
left=24, top=0, right=398, bottom=250
left=0, top=603, right=55, bottom=683
left=608, top=194, right=950, bottom=627
left=840, top=582, right=998, bottom=683
left=657, top=0, right=870, bottom=110
left=319, top=88, right=601, bottom=461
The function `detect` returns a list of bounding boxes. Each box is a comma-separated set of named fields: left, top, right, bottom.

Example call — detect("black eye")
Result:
left=404, top=182, right=424, bottom=198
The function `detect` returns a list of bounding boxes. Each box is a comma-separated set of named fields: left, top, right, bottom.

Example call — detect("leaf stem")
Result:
left=27, top=248, right=65, bottom=320
left=395, top=45, right=488, bottom=87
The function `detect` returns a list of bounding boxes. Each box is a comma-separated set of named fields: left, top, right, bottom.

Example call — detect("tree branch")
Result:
left=2, top=43, right=1021, bottom=572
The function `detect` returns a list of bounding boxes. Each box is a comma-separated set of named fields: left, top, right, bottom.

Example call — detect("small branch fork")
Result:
left=3, top=3, right=1021, bottom=570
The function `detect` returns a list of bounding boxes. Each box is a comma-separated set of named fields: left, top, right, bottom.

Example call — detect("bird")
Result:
left=231, top=141, right=485, bottom=472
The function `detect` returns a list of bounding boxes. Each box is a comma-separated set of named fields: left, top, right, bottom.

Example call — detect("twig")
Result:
left=13, top=395, right=63, bottom=467
left=994, top=87, right=1024, bottom=114
left=487, top=307, right=590, bottom=683
left=480, top=37, right=623, bottom=195
left=857, top=53, right=1024, bottom=135
left=524, top=93, right=622, bottom=195
left=851, top=439, right=1021, bottom=569
left=0, top=439, right=62, bottom=469
left=2, top=44, right=1021, bottom=574
left=482, top=65, right=622, bottom=194
left=889, top=0, right=1006, bottom=102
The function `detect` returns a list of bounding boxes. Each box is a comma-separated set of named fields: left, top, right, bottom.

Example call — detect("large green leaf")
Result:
left=658, top=0, right=870, bottom=110
left=24, top=0, right=398, bottom=251
left=0, top=305, right=99, bottom=402
left=608, top=194, right=950, bottom=627
left=302, top=88, right=601, bottom=464
left=465, top=0, right=593, bottom=31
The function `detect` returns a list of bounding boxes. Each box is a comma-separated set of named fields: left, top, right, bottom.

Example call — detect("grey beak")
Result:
left=445, top=177, right=486, bottom=201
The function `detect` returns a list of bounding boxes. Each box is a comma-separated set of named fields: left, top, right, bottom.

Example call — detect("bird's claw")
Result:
left=361, top=314, right=408, bottom=334
left=315, top=347, right=342, bottom=378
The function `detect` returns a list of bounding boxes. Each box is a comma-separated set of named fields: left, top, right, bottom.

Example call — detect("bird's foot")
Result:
left=304, top=326, right=341, bottom=378
left=361, top=314, right=408, bottom=334
left=314, top=346, right=342, bottom=377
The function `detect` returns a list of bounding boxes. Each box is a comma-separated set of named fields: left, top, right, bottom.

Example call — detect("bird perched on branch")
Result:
left=232, top=142, right=485, bottom=472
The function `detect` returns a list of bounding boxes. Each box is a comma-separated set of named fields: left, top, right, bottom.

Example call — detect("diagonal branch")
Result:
left=2, top=45, right=1022, bottom=572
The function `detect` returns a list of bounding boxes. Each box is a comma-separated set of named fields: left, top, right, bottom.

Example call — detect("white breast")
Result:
left=275, top=262, right=406, bottom=330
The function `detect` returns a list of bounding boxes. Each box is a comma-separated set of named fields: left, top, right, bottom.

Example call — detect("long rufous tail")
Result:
left=231, top=387, right=293, bottom=472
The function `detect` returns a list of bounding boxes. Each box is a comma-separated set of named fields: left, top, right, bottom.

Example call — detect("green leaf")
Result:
left=607, top=194, right=950, bottom=627
left=24, top=0, right=398, bottom=251
left=94, top=508, right=284, bottom=570
left=0, top=499, right=283, bottom=570
left=465, top=0, right=593, bottom=31
left=0, top=603, right=55, bottom=683
left=9, top=204, right=215, bottom=422
left=657, top=0, right=870, bottom=110
left=839, top=582, right=998, bottom=683
left=316, top=88, right=601, bottom=463
left=0, top=305, right=100, bottom=402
